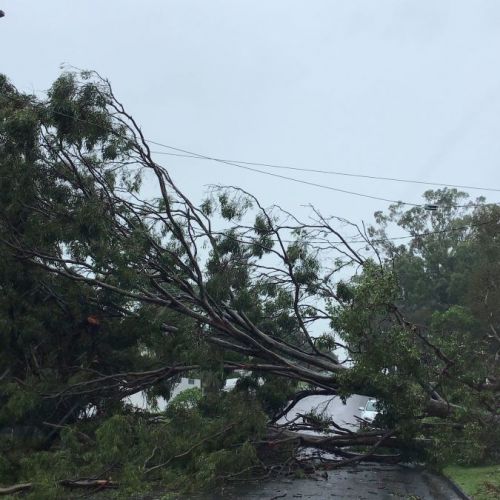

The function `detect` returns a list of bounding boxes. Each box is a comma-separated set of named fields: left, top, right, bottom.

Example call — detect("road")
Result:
left=211, top=464, right=462, bottom=499
left=223, top=395, right=462, bottom=499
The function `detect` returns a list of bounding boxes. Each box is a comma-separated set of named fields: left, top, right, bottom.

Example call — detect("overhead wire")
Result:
left=145, top=140, right=499, bottom=209
left=149, top=149, right=500, bottom=194
left=0, top=92, right=498, bottom=246
left=3, top=90, right=500, bottom=213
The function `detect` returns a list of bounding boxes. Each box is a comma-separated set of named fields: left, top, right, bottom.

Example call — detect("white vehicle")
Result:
left=358, top=399, right=378, bottom=427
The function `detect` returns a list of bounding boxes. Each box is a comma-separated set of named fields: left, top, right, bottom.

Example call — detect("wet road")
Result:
left=216, top=396, right=462, bottom=499
left=209, top=464, right=462, bottom=499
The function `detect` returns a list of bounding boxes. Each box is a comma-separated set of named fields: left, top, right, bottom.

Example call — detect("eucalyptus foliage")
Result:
left=0, top=71, right=498, bottom=496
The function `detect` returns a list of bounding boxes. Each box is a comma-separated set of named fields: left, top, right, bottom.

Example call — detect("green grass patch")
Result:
left=444, top=465, right=500, bottom=500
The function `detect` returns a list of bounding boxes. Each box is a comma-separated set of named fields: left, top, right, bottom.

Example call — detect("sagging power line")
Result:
left=3, top=91, right=499, bottom=211
left=146, top=140, right=498, bottom=209
left=150, top=149, right=500, bottom=194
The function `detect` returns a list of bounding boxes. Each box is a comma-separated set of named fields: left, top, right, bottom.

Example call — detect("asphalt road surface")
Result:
left=211, top=464, right=462, bottom=499
left=218, top=395, right=462, bottom=499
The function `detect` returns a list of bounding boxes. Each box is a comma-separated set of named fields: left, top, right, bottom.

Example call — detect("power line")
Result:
left=3, top=91, right=499, bottom=211
left=1, top=92, right=499, bottom=247
left=149, top=149, right=500, bottom=194
left=146, top=140, right=498, bottom=209
left=11, top=87, right=500, bottom=194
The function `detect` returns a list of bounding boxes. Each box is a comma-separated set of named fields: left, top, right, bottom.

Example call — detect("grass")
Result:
left=444, top=465, right=500, bottom=500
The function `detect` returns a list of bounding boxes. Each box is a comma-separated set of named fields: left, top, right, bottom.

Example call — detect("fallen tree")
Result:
left=0, top=70, right=498, bottom=495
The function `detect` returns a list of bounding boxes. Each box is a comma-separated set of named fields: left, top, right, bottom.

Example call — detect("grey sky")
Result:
left=2, top=0, right=500, bottom=227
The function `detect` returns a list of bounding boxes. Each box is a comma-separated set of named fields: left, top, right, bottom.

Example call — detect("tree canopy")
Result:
left=0, top=71, right=498, bottom=497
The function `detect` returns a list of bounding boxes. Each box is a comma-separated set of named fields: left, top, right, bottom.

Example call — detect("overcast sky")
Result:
left=1, top=0, right=500, bottom=228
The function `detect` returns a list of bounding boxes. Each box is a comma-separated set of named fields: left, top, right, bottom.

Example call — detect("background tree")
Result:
left=367, top=193, right=499, bottom=463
